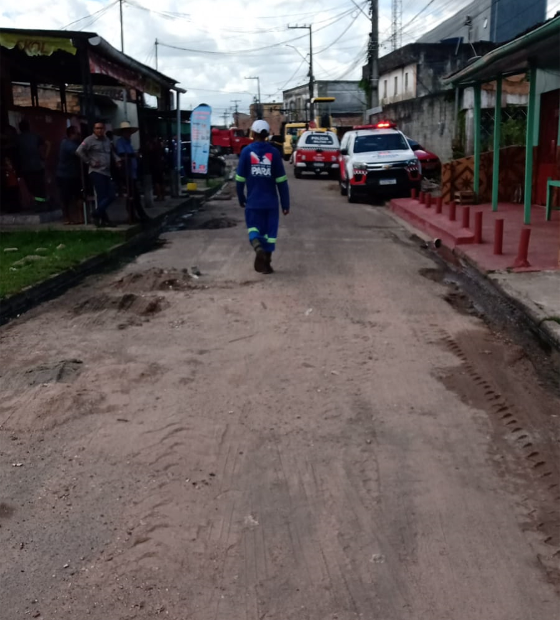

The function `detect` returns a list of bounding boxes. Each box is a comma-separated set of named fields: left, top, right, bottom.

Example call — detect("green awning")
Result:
left=444, top=16, right=560, bottom=86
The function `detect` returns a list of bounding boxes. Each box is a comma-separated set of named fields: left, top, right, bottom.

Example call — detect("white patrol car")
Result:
left=293, top=130, right=340, bottom=179
left=338, top=122, right=421, bottom=203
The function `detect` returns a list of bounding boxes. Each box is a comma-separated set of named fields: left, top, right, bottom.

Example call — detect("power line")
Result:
left=158, top=8, right=357, bottom=57
left=61, top=1, right=117, bottom=29
left=275, top=57, right=308, bottom=94
left=315, top=9, right=363, bottom=54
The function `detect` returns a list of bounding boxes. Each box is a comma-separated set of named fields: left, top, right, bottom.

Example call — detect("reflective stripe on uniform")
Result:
left=236, top=174, right=246, bottom=182
left=275, top=175, right=287, bottom=183
left=247, top=227, right=260, bottom=233
left=264, top=235, right=277, bottom=244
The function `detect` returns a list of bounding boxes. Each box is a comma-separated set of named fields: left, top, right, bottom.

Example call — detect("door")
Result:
left=535, top=89, right=559, bottom=205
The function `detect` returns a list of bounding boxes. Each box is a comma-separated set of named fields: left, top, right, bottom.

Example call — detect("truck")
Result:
left=211, top=127, right=252, bottom=156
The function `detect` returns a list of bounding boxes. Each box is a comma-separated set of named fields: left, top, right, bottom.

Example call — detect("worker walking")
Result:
left=236, top=120, right=290, bottom=274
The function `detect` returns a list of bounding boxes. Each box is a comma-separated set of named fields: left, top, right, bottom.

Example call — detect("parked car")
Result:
left=406, top=137, right=441, bottom=178
left=293, top=130, right=340, bottom=179
left=338, top=122, right=421, bottom=203
left=181, top=142, right=226, bottom=178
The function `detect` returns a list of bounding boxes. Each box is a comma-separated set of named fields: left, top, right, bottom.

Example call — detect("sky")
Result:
left=2, top=0, right=559, bottom=123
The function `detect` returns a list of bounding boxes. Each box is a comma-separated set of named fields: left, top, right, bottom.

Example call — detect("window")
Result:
left=299, top=132, right=339, bottom=148
left=394, top=76, right=398, bottom=96
left=383, top=80, right=388, bottom=99
left=405, top=72, right=409, bottom=92
left=354, top=133, right=408, bottom=154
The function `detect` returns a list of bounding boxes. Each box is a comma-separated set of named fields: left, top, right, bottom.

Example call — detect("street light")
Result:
left=288, top=24, right=314, bottom=122
left=244, top=76, right=262, bottom=119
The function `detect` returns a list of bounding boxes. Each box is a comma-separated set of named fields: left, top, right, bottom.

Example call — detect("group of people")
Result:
left=0, top=118, right=168, bottom=226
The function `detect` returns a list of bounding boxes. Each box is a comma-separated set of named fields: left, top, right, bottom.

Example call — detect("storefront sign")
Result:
left=0, top=33, right=76, bottom=56
left=191, top=104, right=212, bottom=175
left=88, top=50, right=161, bottom=97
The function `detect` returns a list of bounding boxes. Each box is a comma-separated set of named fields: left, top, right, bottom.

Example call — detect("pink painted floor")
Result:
left=390, top=198, right=560, bottom=273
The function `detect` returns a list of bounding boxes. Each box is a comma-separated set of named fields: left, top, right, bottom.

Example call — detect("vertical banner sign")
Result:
left=191, top=104, right=212, bottom=175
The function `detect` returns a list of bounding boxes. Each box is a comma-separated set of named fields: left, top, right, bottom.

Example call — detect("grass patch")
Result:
left=1, top=229, right=125, bottom=298
left=207, top=177, right=225, bottom=188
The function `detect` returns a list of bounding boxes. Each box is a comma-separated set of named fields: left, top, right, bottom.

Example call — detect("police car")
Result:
left=293, top=130, right=340, bottom=179
left=338, top=122, right=421, bottom=203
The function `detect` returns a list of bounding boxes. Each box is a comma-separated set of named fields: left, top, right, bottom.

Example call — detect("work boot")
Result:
left=264, top=252, right=274, bottom=274
left=251, top=239, right=267, bottom=273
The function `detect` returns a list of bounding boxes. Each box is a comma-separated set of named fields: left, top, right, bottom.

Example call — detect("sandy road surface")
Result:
left=1, top=175, right=559, bottom=619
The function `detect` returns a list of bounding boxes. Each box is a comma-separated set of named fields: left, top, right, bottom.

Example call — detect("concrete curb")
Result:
left=385, top=207, right=560, bottom=353
left=454, top=246, right=560, bottom=352
left=0, top=179, right=229, bottom=325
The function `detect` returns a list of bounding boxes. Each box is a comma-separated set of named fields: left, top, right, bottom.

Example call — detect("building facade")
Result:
left=365, top=42, right=528, bottom=162
left=418, top=0, right=547, bottom=44
left=283, top=80, right=365, bottom=125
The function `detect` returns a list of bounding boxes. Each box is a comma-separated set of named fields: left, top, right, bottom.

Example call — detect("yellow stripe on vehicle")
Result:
left=275, top=175, right=288, bottom=183
left=236, top=175, right=246, bottom=182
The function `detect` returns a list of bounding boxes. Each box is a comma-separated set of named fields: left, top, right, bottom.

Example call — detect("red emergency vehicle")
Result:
left=211, top=128, right=252, bottom=156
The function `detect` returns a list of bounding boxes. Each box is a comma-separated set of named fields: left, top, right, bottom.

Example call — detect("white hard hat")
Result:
left=251, top=120, right=270, bottom=133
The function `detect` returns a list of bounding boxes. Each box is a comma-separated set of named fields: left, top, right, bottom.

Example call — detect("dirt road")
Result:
left=1, top=176, right=559, bottom=619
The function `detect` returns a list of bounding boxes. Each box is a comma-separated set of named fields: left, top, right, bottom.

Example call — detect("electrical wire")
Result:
left=315, top=9, right=363, bottom=54
left=158, top=8, right=358, bottom=56
left=61, top=0, right=118, bottom=30
left=126, top=0, right=360, bottom=36
left=275, top=57, right=309, bottom=93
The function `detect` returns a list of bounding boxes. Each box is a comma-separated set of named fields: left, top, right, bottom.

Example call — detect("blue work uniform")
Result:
left=236, top=142, right=290, bottom=253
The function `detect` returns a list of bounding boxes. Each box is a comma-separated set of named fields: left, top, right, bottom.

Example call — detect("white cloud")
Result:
left=7, top=0, right=548, bottom=122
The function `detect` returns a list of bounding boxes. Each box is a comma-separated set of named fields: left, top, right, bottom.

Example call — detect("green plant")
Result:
left=501, top=115, right=526, bottom=147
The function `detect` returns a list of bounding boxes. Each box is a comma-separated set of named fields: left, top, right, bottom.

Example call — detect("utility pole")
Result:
left=222, top=109, right=229, bottom=127
left=155, top=38, right=158, bottom=70
left=119, top=0, right=124, bottom=52
left=391, top=0, right=402, bottom=51
left=288, top=25, right=314, bottom=123
left=231, top=99, right=241, bottom=126
left=369, top=0, right=379, bottom=112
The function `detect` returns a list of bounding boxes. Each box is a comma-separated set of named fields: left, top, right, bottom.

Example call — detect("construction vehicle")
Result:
left=311, top=97, right=338, bottom=134
left=282, top=122, right=307, bottom=161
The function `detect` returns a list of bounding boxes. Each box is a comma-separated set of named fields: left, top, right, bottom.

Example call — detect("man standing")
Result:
left=236, top=120, right=290, bottom=274
left=115, top=121, right=147, bottom=222
left=76, top=121, right=120, bottom=226
left=56, top=125, right=82, bottom=224
left=17, top=119, right=49, bottom=209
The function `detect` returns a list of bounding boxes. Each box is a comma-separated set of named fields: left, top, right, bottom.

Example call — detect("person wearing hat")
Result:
left=76, top=120, right=121, bottom=226
left=115, top=121, right=148, bottom=222
left=236, top=119, right=290, bottom=274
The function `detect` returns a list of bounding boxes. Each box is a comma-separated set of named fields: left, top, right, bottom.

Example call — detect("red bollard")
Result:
left=448, top=201, right=456, bottom=221
left=461, top=205, right=470, bottom=229
left=419, top=191, right=425, bottom=204
left=494, top=219, right=504, bottom=255
left=411, top=188, right=417, bottom=200
left=474, top=211, right=483, bottom=243
left=513, top=228, right=531, bottom=268
left=425, top=193, right=432, bottom=208
left=436, top=196, right=443, bottom=214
